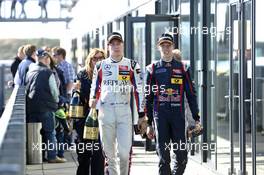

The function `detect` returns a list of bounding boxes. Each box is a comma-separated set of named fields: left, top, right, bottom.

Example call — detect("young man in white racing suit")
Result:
left=89, top=32, right=145, bottom=175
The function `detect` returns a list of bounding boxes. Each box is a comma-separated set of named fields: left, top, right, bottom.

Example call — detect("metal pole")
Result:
left=190, top=0, right=195, bottom=80
left=251, top=0, right=256, bottom=174
left=0, top=65, right=4, bottom=114
left=201, top=0, right=210, bottom=163
left=239, top=0, right=246, bottom=174
left=228, top=4, right=234, bottom=174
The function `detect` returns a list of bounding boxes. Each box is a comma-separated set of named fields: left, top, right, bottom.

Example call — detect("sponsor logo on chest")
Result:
left=118, top=65, right=130, bottom=81
left=171, top=78, right=183, bottom=84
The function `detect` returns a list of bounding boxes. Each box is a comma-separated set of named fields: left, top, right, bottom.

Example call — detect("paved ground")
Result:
left=26, top=146, right=217, bottom=175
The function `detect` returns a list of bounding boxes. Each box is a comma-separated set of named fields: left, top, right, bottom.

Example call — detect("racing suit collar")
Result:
left=161, top=57, right=173, bottom=62
left=160, top=58, right=174, bottom=67
left=110, top=56, right=123, bottom=63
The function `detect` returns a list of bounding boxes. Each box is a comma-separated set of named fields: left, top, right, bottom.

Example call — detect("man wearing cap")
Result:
left=89, top=32, right=145, bottom=175
left=26, top=49, right=65, bottom=163
left=145, top=33, right=201, bottom=175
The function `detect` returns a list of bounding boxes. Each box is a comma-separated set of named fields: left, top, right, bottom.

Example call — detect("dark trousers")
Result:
left=76, top=140, right=105, bottom=175
left=56, top=130, right=65, bottom=158
left=74, top=119, right=105, bottom=175
left=154, top=110, right=188, bottom=175
left=28, top=111, right=57, bottom=160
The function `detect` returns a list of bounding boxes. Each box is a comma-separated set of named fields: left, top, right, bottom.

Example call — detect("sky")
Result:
left=0, top=0, right=71, bottom=39
left=0, top=0, right=148, bottom=39
left=0, top=0, right=130, bottom=39
left=1, top=0, right=264, bottom=42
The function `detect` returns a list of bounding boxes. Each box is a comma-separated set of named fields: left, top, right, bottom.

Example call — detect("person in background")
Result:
left=0, top=0, right=3, bottom=18
left=38, top=0, right=48, bottom=18
left=26, top=49, right=65, bottom=163
left=172, top=49, right=196, bottom=135
left=11, top=45, right=25, bottom=78
left=18, top=0, right=27, bottom=18
left=50, top=46, right=67, bottom=99
left=42, top=45, right=51, bottom=53
left=8, top=45, right=25, bottom=87
left=53, top=47, right=76, bottom=98
left=14, top=44, right=36, bottom=86
left=47, top=51, right=70, bottom=162
left=10, top=0, right=17, bottom=18
left=145, top=33, right=201, bottom=175
left=74, top=48, right=106, bottom=175
left=172, top=49, right=182, bottom=62
left=52, top=47, right=75, bottom=146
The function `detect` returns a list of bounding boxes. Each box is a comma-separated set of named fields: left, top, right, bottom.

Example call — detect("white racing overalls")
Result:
left=90, top=57, right=144, bottom=175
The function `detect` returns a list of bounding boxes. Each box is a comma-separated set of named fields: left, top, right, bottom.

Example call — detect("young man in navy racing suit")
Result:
left=145, top=33, right=201, bottom=175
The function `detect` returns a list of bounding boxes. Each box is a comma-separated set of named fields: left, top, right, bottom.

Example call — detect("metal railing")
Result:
left=0, top=63, right=13, bottom=115
left=0, top=65, right=4, bottom=114
left=0, top=86, right=26, bottom=175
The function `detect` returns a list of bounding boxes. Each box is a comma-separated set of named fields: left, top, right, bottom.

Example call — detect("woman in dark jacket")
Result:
left=74, top=48, right=106, bottom=175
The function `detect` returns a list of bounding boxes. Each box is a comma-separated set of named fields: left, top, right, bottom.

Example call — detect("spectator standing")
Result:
left=75, top=48, right=105, bottom=175
left=14, top=44, right=36, bottom=86
left=49, top=47, right=67, bottom=100
left=53, top=47, right=75, bottom=147
left=0, top=0, right=3, bottom=18
left=10, top=0, right=17, bottom=18
left=172, top=49, right=182, bottom=62
left=172, top=49, right=196, bottom=134
left=48, top=50, right=69, bottom=162
left=53, top=47, right=76, bottom=98
left=38, top=0, right=48, bottom=18
left=18, top=0, right=27, bottom=18
left=26, top=49, right=65, bottom=163
left=11, top=45, right=25, bottom=78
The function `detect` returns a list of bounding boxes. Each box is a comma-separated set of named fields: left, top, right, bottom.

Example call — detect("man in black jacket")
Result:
left=11, top=45, right=25, bottom=78
left=26, top=49, right=65, bottom=163
left=14, top=44, right=36, bottom=86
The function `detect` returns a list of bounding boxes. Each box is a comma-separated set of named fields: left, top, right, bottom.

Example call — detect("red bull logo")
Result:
left=165, top=88, right=177, bottom=96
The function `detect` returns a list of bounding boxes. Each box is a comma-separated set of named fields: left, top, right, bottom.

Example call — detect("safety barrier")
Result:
left=0, top=63, right=13, bottom=115
left=0, top=64, right=5, bottom=114
left=0, top=86, right=26, bottom=175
